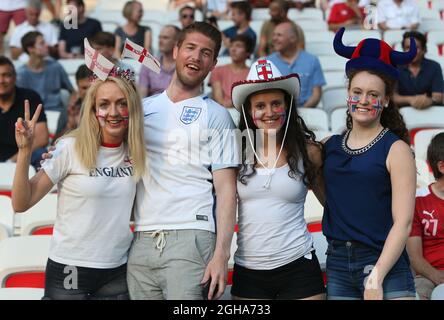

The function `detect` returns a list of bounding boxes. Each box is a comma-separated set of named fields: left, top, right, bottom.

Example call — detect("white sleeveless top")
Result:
left=235, top=162, right=314, bottom=270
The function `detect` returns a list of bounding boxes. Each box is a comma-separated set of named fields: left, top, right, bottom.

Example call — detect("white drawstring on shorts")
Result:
left=149, top=230, right=169, bottom=253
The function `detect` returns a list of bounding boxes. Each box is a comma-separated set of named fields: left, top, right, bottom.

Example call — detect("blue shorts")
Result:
left=325, top=240, right=416, bottom=300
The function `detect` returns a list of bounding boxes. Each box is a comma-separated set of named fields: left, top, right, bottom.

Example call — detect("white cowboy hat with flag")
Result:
left=231, top=59, right=300, bottom=112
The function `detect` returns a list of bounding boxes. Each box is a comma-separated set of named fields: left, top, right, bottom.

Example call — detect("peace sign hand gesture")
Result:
left=15, top=99, right=43, bottom=151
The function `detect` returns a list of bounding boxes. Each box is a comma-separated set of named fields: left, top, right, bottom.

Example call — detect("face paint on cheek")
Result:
left=119, top=107, right=129, bottom=126
left=347, top=95, right=360, bottom=113
left=370, top=98, right=383, bottom=117
left=252, top=110, right=265, bottom=127
left=96, top=108, right=107, bottom=127
left=274, top=107, right=287, bottom=126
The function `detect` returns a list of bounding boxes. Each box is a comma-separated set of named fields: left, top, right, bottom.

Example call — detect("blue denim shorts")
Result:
left=325, top=240, right=416, bottom=300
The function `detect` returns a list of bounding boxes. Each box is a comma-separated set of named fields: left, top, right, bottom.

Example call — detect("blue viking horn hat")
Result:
left=333, top=27, right=417, bottom=79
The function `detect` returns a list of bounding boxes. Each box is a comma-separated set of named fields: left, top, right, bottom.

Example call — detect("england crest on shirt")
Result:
left=180, top=106, right=202, bottom=124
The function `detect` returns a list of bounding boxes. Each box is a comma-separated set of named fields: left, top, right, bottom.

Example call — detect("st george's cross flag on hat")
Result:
left=84, top=38, right=114, bottom=81
left=122, top=38, right=161, bottom=74
left=231, top=59, right=300, bottom=112
left=333, top=27, right=417, bottom=80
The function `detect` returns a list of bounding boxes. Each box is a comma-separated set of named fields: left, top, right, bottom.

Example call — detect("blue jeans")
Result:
left=326, top=240, right=416, bottom=300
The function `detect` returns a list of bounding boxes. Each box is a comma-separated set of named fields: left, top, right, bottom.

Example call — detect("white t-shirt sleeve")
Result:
left=41, top=138, right=73, bottom=184
left=207, top=100, right=239, bottom=171
left=410, top=3, right=420, bottom=25
left=376, top=2, right=387, bottom=24
left=9, top=28, right=23, bottom=48
left=47, top=24, right=59, bottom=46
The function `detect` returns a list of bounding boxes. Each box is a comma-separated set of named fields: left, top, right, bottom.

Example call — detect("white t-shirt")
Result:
left=377, top=0, right=420, bottom=29
left=235, top=163, right=314, bottom=270
left=134, top=91, right=239, bottom=233
left=10, top=21, right=58, bottom=48
left=207, top=0, right=228, bottom=12
left=42, top=137, right=136, bottom=269
left=9, top=21, right=59, bottom=63
left=0, top=0, right=26, bottom=11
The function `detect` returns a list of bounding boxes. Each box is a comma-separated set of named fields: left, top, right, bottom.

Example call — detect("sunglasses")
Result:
left=181, top=14, right=194, bottom=19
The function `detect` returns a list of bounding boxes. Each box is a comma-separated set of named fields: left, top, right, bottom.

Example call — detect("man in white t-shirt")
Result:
left=127, top=22, right=238, bottom=300
left=9, top=0, right=58, bottom=62
left=0, top=0, right=26, bottom=54
left=377, top=0, right=420, bottom=31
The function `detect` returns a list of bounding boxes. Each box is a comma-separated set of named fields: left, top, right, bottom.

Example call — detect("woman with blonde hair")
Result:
left=12, top=71, right=146, bottom=300
left=114, top=1, right=151, bottom=58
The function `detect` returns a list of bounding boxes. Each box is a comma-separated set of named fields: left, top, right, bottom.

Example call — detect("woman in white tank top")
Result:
left=230, top=59, right=326, bottom=300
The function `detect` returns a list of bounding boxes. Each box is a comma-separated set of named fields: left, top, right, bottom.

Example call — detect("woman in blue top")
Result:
left=322, top=28, right=418, bottom=300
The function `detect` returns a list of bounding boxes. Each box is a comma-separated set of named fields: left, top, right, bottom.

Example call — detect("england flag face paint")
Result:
left=252, top=107, right=286, bottom=127
left=96, top=100, right=129, bottom=128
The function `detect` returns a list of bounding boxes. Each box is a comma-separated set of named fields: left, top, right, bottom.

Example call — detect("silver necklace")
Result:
left=341, top=128, right=389, bottom=156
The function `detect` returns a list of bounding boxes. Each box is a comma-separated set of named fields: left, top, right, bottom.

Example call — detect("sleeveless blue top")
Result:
left=322, top=128, right=401, bottom=251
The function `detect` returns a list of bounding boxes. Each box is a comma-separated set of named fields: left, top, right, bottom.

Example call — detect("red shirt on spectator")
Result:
left=327, top=2, right=364, bottom=24
left=410, top=184, right=444, bottom=271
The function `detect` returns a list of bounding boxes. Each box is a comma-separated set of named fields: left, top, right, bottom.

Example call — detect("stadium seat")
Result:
left=330, top=107, right=347, bottom=134
left=45, top=110, right=61, bottom=138
left=304, top=190, right=324, bottom=224
left=249, top=21, right=263, bottom=43
left=341, top=29, right=381, bottom=46
left=431, top=284, right=444, bottom=300
left=304, top=31, right=334, bottom=44
left=101, top=21, right=119, bottom=33
left=69, top=75, right=78, bottom=90
left=58, top=59, right=85, bottom=76
left=416, top=158, right=433, bottom=189
left=382, top=29, right=406, bottom=47
left=251, top=8, right=269, bottom=21
left=413, top=129, right=444, bottom=161
left=321, top=87, right=348, bottom=114
left=306, top=42, right=335, bottom=57
left=417, top=0, right=432, bottom=9
left=203, top=73, right=211, bottom=96
left=419, top=19, right=444, bottom=33
left=297, top=20, right=328, bottom=32
left=318, top=55, right=346, bottom=72
left=147, top=21, right=163, bottom=55
left=298, top=108, right=329, bottom=132
left=427, top=30, right=444, bottom=56
left=16, top=193, right=57, bottom=236
left=399, top=106, right=444, bottom=142
left=0, top=288, right=44, bottom=300
left=433, top=0, right=444, bottom=19
left=215, top=56, right=231, bottom=66
left=0, top=236, right=50, bottom=288
left=89, top=10, right=126, bottom=25
left=0, top=163, right=36, bottom=191
left=323, top=71, right=347, bottom=91
left=419, top=7, right=441, bottom=20
left=288, top=8, right=324, bottom=21
left=0, top=195, right=14, bottom=240
left=0, top=225, right=8, bottom=243
left=313, top=130, right=333, bottom=141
